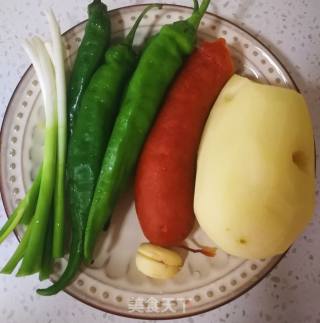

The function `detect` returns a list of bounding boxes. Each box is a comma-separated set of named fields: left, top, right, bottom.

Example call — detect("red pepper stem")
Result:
left=175, top=245, right=216, bottom=257
left=124, top=4, right=163, bottom=46
left=188, top=0, right=211, bottom=28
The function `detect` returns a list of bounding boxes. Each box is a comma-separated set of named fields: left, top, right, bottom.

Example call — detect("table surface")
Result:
left=1, top=1, right=320, bottom=322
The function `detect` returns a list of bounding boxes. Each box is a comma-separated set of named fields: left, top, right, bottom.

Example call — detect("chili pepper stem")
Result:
left=192, top=0, right=200, bottom=12
left=175, top=245, right=216, bottom=257
left=188, top=0, right=211, bottom=28
left=89, top=0, right=106, bottom=15
left=124, top=4, right=163, bottom=46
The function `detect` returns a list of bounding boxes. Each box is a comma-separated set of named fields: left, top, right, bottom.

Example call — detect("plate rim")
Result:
left=0, top=3, right=295, bottom=320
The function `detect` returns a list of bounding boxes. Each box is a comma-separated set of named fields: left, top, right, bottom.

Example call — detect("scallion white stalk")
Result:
left=46, top=10, right=67, bottom=258
left=17, top=37, right=58, bottom=276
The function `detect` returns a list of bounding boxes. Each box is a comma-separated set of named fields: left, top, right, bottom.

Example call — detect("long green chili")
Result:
left=84, top=0, right=211, bottom=263
left=37, top=4, right=160, bottom=296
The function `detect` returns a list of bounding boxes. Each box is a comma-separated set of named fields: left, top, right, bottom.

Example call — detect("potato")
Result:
left=194, top=75, right=315, bottom=259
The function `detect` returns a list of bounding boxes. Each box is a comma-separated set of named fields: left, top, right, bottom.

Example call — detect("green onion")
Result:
left=1, top=9, right=67, bottom=279
left=39, top=208, right=54, bottom=281
left=17, top=36, right=58, bottom=276
left=1, top=225, right=32, bottom=274
left=0, top=167, right=41, bottom=242
left=46, top=10, right=67, bottom=259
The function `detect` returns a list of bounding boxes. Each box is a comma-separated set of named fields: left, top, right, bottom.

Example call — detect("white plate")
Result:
left=0, top=4, right=297, bottom=319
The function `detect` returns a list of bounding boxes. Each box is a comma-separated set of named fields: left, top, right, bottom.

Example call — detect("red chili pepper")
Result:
left=135, top=38, right=234, bottom=246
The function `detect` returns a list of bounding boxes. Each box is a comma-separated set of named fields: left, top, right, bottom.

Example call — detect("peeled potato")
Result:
left=194, top=75, right=315, bottom=259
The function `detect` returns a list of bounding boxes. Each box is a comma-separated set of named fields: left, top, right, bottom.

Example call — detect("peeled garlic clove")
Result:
left=136, top=243, right=183, bottom=279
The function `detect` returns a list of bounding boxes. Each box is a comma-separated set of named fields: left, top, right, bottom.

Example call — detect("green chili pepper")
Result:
left=36, top=4, right=160, bottom=296
left=84, top=0, right=211, bottom=263
left=68, top=0, right=110, bottom=137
